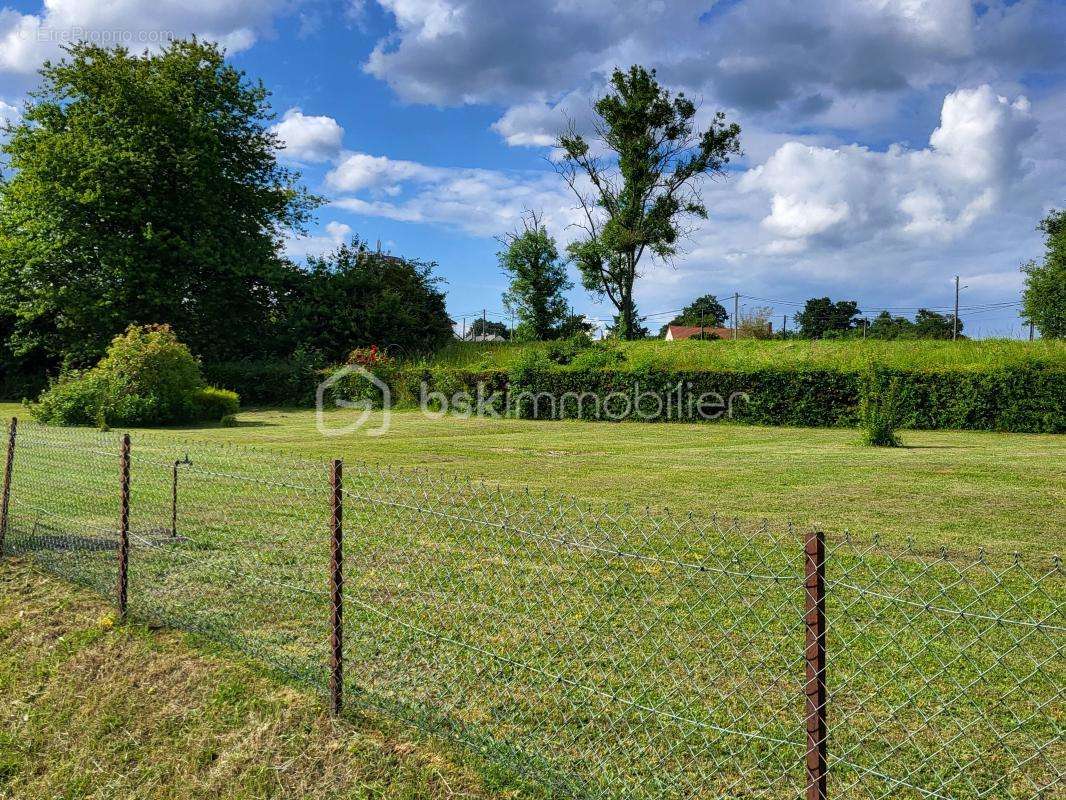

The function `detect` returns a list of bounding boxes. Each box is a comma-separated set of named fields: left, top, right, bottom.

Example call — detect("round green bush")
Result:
left=32, top=324, right=240, bottom=427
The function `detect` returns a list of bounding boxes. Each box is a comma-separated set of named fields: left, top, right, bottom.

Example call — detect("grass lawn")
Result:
left=1, top=403, right=1062, bottom=798
left=0, top=559, right=494, bottom=799
left=2, top=402, right=1056, bottom=554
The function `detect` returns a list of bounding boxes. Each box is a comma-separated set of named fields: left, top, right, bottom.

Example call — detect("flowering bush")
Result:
left=346, top=345, right=394, bottom=367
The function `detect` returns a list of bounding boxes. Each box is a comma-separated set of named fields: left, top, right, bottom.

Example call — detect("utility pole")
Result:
left=862, top=318, right=868, bottom=340
left=461, top=316, right=466, bottom=341
left=1029, top=321, right=1035, bottom=341
left=699, top=308, right=705, bottom=341
left=782, top=314, right=787, bottom=336
left=953, top=276, right=960, bottom=341
left=733, top=293, right=739, bottom=340
left=482, top=308, right=487, bottom=341
left=510, top=312, right=515, bottom=341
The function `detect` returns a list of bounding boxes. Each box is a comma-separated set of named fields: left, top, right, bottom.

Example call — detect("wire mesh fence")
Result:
left=0, top=418, right=1061, bottom=799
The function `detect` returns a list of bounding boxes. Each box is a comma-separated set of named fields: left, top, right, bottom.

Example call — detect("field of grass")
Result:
left=419, top=338, right=1066, bottom=372
left=1, top=405, right=1062, bottom=798
left=0, top=559, right=492, bottom=799
left=4, top=402, right=1058, bottom=554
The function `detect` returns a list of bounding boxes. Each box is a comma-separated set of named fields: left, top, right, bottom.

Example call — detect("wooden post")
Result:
left=117, top=434, right=130, bottom=619
left=805, top=529, right=828, bottom=800
left=329, top=459, right=344, bottom=716
left=0, top=418, right=18, bottom=557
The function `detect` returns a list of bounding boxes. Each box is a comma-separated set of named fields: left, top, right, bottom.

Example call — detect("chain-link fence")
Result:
left=0, top=418, right=1061, bottom=799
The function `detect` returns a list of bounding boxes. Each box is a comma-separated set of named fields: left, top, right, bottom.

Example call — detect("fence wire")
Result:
left=1, top=421, right=1062, bottom=799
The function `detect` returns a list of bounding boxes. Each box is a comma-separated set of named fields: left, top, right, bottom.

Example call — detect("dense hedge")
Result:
left=399, top=364, right=1065, bottom=433
left=203, top=359, right=321, bottom=407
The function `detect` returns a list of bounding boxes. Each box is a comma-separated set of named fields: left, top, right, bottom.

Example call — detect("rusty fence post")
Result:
left=117, top=433, right=131, bottom=619
left=171, top=460, right=179, bottom=538
left=329, top=459, right=344, bottom=716
left=0, top=417, right=18, bottom=557
left=805, top=529, right=828, bottom=800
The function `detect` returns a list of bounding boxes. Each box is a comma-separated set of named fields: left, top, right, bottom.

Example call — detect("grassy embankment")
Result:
left=416, top=338, right=1066, bottom=371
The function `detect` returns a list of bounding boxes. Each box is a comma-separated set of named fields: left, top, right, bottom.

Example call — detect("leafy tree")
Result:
left=658, top=294, right=729, bottom=337
left=866, top=309, right=961, bottom=340
left=867, top=311, right=912, bottom=340
left=795, top=298, right=860, bottom=339
left=1022, top=209, right=1066, bottom=338
left=0, top=39, right=320, bottom=372
left=913, top=309, right=961, bottom=340
left=467, top=318, right=511, bottom=340
left=557, top=66, right=741, bottom=340
left=278, top=238, right=453, bottom=362
left=498, top=212, right=572, bottom=341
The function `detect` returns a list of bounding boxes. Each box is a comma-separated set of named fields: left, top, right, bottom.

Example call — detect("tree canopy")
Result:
left=0, top=38, right=320, bottom=374
left=279, top=239, right=454, bottom=362
left=1022, top=209, right=1066, bottom=338
left=498, top=213, right=572, bottom=341
left=557, top=66, right=741, bottom=340
left=866, top=309, right=962, bottom=340
left=795, top=298, right=861, bottom=339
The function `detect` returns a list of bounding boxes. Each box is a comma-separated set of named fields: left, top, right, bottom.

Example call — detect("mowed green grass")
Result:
left=0, top=560, right=499, bottom=800
left=3, top=403, right=1055, bottom=554
left=1, top=405, right=1062, bottom=798
left=420, top=338, right=1066, bottom=372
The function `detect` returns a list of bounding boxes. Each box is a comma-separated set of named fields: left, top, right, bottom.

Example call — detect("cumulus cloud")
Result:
left=285, top=220, right=353, bottom=260
left=272, top=108, right=345, bottom=163
left=0, top=0, right=293, bottom=90
left=740, top=86, right=1036, bottom=248
left=360, top=0, right=1065, bottom=151
left=326, top=151, right=583, bottom=238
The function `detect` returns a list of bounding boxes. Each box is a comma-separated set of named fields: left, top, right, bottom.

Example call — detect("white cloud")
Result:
left=740, top=86, right=1036, bottom=247
left=0, top=1, right=293, bottom=86
left=362, top=0, right=1064, bottom=145
left=326, top=151, right=584, bottom=238
left=326, top=152, right=446, bottom=194
left=0, top=96, right=18, bottom=123
left=285, top=220, right=353, bottom=260
left=272, top=108, right=345, bottom=163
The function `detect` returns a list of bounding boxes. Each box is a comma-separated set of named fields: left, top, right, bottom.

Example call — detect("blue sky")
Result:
left=1, top=1, right=1064, bottom=337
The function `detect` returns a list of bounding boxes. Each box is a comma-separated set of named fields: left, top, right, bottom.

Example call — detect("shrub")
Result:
left=29, top=370, right=109, bottom=427
left=31, top=324, right=240, bottom=427
left=190, top=387, right=240, bottom=421
left=859, top=368, right=903, bottom=447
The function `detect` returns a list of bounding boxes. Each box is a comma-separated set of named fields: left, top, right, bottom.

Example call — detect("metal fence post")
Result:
left=0, top=417, right=17, bottom=557
left=329, top=458, right=344, bottom=716
left=117, top=433, right=130, bottom=619
left=805, top=529, right=828, bottom=800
